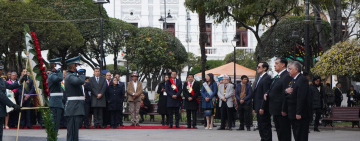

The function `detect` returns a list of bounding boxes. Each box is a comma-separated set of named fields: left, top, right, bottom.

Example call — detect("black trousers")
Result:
left=109, top=110, right=121, bottom=127
left=257, top=110, right=272, bottom=141
left=347, top=101, right=357, bottom=107
left=82, top=102, right=91, bottom=127
left=103, top=107, right=110, bottom=126
left=20, top=100, right=31, bottom=127
left=335, top=102, right=341, bottom=107
left=273, top=115, right=291, bottom=141
left=93, top=107, right=103, bottom=126
left=0, top=117, right=4, bottom=141
left=313, top=108, right=322, bottom=129
left=186, top=109, right=197, bottom=127
left=291, top=118, right=309, bottom=141
left=161, top=114, right=169, bottom=124
left=66, top=115, right=83, bottom=141
left=168, top=107, right=180, bottom=126
left=220, top=102, right=233, bottom=129
left=238, top=103, right=251, bottom=128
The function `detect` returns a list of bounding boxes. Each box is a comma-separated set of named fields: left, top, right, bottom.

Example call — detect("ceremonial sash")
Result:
left=169, top=78, right=178, bottom=92
left=187, top=81, right=199, bottom=104
left=202, top=82, right=213, bottom=96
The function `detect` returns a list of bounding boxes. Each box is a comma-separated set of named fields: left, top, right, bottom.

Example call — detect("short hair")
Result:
left=289, top=61, right=302, bottom=72
left=187, top=73, right=194, bottom=78
left=241, top=75, right=248, bottom=80
left=94, top=68, right=100, bottom=71
left=115, top=73, right=120, bottom=76
left=276, top=57, right=288, bottom=67
left=171, top=70, right=177, bottom=74
left=85, top=77, right=90, bottom=80
left=336, top=82, right=341, bottom=86
left=259, top=62, right=269, bottom=71
left=312, top=76, right=321, bottom=83
left=350, top=85, right=354, bottom=88
left=106, top=72, right=111, bottom=75
left=326, top=83, right=331, bottom=87
left=11, top=72, right=17, bottom=75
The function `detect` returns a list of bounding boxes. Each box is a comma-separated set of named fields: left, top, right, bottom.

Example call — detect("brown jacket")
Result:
left=126, top=81, right=143, bottom=102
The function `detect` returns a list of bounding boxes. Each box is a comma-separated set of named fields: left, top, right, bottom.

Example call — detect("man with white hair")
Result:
left=217, top=74, right=235, bottom=131
left=285, top=61, right=311, bottom=141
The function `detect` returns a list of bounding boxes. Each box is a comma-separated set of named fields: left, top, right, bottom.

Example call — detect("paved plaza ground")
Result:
left=3, top=124, right=360, bottom=141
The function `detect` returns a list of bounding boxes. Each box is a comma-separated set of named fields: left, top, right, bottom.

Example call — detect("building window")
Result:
left=206, top=23, right=212, bottom=47
left=130, top=23, right=138, bottom=28
left=236, top=25, right=248, bottom=47
left=163, top=23, right=175, bottom=36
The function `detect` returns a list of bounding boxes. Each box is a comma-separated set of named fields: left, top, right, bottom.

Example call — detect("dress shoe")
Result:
left=92, top=126, right=98, bottom=129
left=314, top=129, right=320, bottom=132
left=175, top=125, right=181, bottom=128
left=114, top=126, right=118, bottom=129
left=139, top=119, right=144, bottom=123
left=119, top=124, right=124, bottom=126
left=168, top=125, right=173, bottom=128
left=20, top=125, right=26, bottom=129
left=136, top=123, right=140, bottom=126
left=247, top=128, right=251, bottom=131
left=186, top=126, right=191, bottom=129
left=40, top=126, right=45, bottom=129
left=84, top=126, right=90, bottom=129
left=27, top=126, right=33, bottom=129
left=193, top=126, right=198, bottom=129
left=228, top=128, right=232, bottom=131
left=99, top=126, right=105, bottom=129
left=217, top=128, right=225, bottom=130
left=130, top=123, right=135, bottom=126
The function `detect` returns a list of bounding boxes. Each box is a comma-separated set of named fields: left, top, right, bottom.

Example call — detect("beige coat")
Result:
left=126, top=81, right=143, bottom=102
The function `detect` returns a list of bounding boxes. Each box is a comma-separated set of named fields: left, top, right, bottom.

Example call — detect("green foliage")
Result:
left=223, top=49, right=258, bottom=71
left=105, top=64, right=127, bottom=76
left=190, top=60, right=225, bottom=74
left=312, top=39, right=360, bottom=78
left=39, top=107, right=57, bottom=141
left=0, top=1, right=84, bottom=52
left=255, top=16, right=331, bottom=62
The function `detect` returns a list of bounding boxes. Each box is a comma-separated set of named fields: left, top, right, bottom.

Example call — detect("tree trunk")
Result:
left=17, top=50, right=23, bottom=72
left=114, top=47, right=118, bottom=71
left=199, top=11, right=207, bottom=81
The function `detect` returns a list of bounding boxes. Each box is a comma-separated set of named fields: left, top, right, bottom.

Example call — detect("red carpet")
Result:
left=8, top=125, right=193, bottom=130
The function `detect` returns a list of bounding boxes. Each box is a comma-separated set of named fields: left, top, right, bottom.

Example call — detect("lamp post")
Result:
left=304, top=0, right=310, bottom=73
left=314, top=17, right=324, bottom=62
left=292, top=31, right=299, bottom=60
left=123, top=30, right=130, bottom=82
left=358, top=30, right=360, bottom=39
left=186, top=12, right=191, bottom=52
left=158, top=0, right=172, bottom=74
left=94, top=0, right=110, bottom=71
left=231, top=35, right=239, bottom=84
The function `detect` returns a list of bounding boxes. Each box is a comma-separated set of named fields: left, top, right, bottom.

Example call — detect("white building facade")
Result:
left=103, top=0, right=258, bottom=61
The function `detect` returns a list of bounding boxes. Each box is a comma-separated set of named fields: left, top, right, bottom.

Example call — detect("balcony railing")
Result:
left=205, top=47, right=216, bottom=55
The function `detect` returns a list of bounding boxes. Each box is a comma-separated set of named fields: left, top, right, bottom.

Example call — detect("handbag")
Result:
left=204, top=110, right=212, bottom=116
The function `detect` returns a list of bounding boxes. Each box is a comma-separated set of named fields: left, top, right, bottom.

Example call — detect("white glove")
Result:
left=76, top=65, right=83, bottom=71
left=54, top=64, right=61, bottom=71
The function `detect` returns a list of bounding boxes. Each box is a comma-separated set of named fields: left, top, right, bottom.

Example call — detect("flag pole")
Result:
left=16, top=56, right=29, bottom=141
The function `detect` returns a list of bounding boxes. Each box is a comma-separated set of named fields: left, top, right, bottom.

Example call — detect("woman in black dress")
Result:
left=157, top=75, right=169, bottom=125
left=105, top=77, right=125, bottom=129
left=140, top=91, right=151, bottom=123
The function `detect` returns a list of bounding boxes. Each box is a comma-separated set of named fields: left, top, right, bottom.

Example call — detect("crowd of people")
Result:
left=1, top=56, right=360, bottom=141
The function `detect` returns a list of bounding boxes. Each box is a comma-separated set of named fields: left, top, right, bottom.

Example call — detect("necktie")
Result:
left=96, top=77, right=99, bottom=83
left=256, top=76, right=262, bottom=88
left=290, top=79, right=295, bottom=87
left=108, top=80, right=110, bottom=85
left=272, top=74, right=279, bottom=84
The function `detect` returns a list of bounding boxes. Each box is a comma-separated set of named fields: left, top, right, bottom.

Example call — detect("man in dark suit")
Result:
left=83, top=77, right=92, bottom=129
left=183, top=74, right=200, bottom=129
left=235, top=75, right=252, bottom=131
left=285, top=61, right=311, bottom=141
left=166, top=71, right=183, bottom=128
left=89, top=68, right=107, bottom=128
left=17, top=69, right=35, bottom=129
left=262, top=57, right=292, bottom=141
left=103, top=72, right=112, bottom=127
left=334, top=82, right=343, bottom=107
left=253, top=62, right=272, bottom=141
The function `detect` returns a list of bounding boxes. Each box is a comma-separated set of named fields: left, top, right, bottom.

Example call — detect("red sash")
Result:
left=187, top=81, right=199, bottom=104
left=169, top=78, right=178, bottom=92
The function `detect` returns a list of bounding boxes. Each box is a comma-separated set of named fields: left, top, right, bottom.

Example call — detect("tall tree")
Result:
left=0, top=1, right=84, bottom=72
left=184, top=0, right=207, bottom=81
left=32, top=0, right=110, bottom=69
left=105, top=18, right=137, bottom=73
left=224, top=50, right=258, bottom=71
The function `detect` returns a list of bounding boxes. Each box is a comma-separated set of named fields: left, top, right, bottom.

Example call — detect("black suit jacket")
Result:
left=166, top=79, right=183, bottom=107
left=285, top=74, right=310, bottom=119
left=261, top=70, right=292, bottom=115
left=84, top=82, right=92, bottom=103
left=334, top=88, right=343, bottom=103
left=183, top=81, right=200, bottom=110
left=253, top=73, right=271, bottom=113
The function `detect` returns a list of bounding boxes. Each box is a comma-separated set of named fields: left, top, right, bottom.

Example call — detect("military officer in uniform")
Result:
left=0, top=59, right=22, bottom=141
left=47, top=57, right=64, bottom=137
left=64, top=56, right=86, bottom=141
